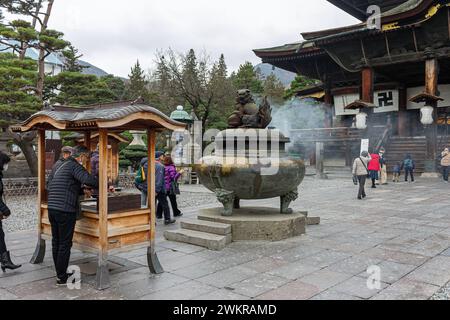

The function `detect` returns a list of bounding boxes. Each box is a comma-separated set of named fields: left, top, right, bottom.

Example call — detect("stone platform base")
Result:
left=197, top=207, right=319, bottom=241
left=421, top=172, right=441, bottom=178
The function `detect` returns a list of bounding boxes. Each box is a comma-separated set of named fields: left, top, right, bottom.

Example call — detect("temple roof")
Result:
left=254, top=0, right=439, bottom=59
left=327, top=0, right=411, bottom=20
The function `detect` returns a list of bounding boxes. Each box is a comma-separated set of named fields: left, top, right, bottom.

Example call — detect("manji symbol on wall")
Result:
left=377, top=91, right=394, bottom=107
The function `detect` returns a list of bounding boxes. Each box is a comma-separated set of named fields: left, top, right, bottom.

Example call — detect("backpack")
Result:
left=135, top=165, right=146, bottom=185
left=404, top=159, right=413, bottom=169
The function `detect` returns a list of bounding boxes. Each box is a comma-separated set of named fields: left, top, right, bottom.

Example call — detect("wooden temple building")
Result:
left=254, top=0, right=450, bottom=174
left=11, top=101, right=186, bottom=289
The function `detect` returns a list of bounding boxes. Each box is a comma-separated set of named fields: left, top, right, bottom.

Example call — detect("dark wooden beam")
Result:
left=361, top=67, right=374, bottom=103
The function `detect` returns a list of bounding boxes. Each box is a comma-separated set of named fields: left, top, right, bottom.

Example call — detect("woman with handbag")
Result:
left=352, top=151, right=372, bottom=200
left=162, top=154, right=184, bottom=218
left=0, top=151, right=22, bottom=272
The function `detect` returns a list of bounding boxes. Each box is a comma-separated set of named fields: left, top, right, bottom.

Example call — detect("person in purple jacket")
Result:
left=158, top=154, right=184, bottom=218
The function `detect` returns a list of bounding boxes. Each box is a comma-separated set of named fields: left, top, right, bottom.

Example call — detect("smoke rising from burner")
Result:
left=268, top=97, right=327, bottom=139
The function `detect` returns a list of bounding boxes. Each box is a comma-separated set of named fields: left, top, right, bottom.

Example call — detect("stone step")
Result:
left=180, top=219, right=232, bottom=235
left=164, top=229, right=232, bottom=251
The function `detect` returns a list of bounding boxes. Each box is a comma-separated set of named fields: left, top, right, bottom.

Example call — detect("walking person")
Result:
left=368, top=151, right=381, bottom=188
left=441, top=148, right=450, bottom=183
left=352, top=151, right=371, bottom=200
left=392, top=162, right=401, bottom=183
left=135, top=157, right=149, bottom=208
left=0, top=151, right=21, bottom=272
left=378, top=148, right=388, bottom=185
left=155, top=152, right=176, bottom=225
left=163, top=154, right=184, bottom=218
left=401, top=154, right=415, bottom=183
left=47, top=146, right=98, bottom=285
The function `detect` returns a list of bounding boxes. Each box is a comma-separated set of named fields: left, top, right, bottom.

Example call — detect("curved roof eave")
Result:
left=11, top=102, right=186, bottom=133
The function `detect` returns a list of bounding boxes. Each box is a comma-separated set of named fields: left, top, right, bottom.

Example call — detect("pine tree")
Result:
left=208, top=54, right=235, bottom=130
left=0, top=53, right=41, bottom=127
left=284, top=75, right=319, bottom=99
left=233, top=61, right=264, bottom=94
left=126, top=60, right=148, bottom=100
left=0, top=0, right=69, bottom=176
left=102, top=74, right=127, bottom=101
left=45, top=72, right=116, bottom=105
left=62, top=45, right=85, bottom=73
left=263, top=73, right=286, bottom=102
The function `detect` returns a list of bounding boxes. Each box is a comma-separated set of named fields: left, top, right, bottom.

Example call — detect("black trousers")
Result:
left=405, top=168, right=415, bottom=182
left=443, top=166, right=450, bottom=181
left=156, top=192, right=171, bottom=221
left=48, top=209, right=76, bottom=281
left=0, top=221, right=6, bottom=255
left=168, top=193, right=181, bottom=216
left=357, top=176, right=367, bottom=199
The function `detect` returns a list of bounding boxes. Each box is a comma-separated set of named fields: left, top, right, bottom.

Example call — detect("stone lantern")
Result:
left=355, top=111, right=368, bottom=130
left=170, top=106, right=194, bottom=168
left=420, top=106, right=434, bottom=126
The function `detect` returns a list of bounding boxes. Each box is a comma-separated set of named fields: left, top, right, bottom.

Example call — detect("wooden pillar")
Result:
left=147, top=129, right=163, bottom=274
left=398, top=87, right=409, bottom=137
left=96, top=128, right=110, bottom=289
left=324, top=87, right=333, bottom=128
left=425, top=58, right=439, bottom=97
left=147, top=130, right=156, bottom=232
left=345, top=142, right=352, bottom=167
left=30, top=129, right=46, bottom=264
left=424, top=57, right=439, bottom=174
left=361, top=67, right=374, bottom=103
left=84, top=131, right=91, bottom=172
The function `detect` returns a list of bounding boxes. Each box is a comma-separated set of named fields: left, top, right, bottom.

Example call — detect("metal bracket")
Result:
left=147, top=246, right=164, bottom=274
left=29, top=237, right=46, bottom=264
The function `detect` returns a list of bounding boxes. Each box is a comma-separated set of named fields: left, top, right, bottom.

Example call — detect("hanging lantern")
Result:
left=420, top=106, right=434, bottom=125
left=355, top=111, right=368, bottom=130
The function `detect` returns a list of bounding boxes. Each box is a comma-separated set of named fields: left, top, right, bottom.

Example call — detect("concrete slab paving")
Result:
left=2, top=177, right=450, bottom=300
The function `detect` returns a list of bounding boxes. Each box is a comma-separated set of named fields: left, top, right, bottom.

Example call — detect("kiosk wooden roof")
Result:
left=11, top=101, right=184, bottom=133
left=11, top=101, right=186, bottom=290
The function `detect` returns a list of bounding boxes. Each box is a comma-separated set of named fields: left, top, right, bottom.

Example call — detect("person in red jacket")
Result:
left=368, top=152, right=381, bottom=188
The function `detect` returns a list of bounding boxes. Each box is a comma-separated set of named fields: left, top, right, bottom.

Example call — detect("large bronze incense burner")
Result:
left=195, top=91, right=305, bottom=216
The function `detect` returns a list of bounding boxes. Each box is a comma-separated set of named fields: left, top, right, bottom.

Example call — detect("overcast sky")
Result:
left=5, top=0, right=358, bottom=78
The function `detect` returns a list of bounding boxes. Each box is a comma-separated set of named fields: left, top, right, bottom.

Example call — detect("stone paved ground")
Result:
left=1, top=176, right=450, bottom=300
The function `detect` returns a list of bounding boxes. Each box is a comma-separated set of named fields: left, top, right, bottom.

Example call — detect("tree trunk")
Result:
left=36, top=0, right=54, bottom=99
left=19, top=0, right=43, bottom=61
left=8, top=130, right=38, bottom=177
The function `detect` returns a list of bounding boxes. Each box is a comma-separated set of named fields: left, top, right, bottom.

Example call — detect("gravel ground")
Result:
left=2, top=195, right=37, bottom=233
left=431, top=282, right=450, bottom=300
left=1, top=191, right=217, bottom=233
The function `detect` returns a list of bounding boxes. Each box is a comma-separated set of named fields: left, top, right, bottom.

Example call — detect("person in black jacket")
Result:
left=400, top=154, right=416, bottom=183
left=0, top=151, right=21, bottom=272
left=47, top=146, right=98, bottom=285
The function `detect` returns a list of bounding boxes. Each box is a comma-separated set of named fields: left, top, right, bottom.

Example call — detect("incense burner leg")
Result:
left=30, top=237, right=46, bottom=264
left=233, top=197, right=241, bottom=209
left=95, top=260, right=110, bottom=290
left=147, top=246, right=164, bottom=274
left=280, top=189, right=299, bottom=214
left=215, top=189, right=235, bottom=216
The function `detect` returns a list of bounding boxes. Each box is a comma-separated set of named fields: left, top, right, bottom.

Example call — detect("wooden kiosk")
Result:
left=11, top=101, right=186, bottom=289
